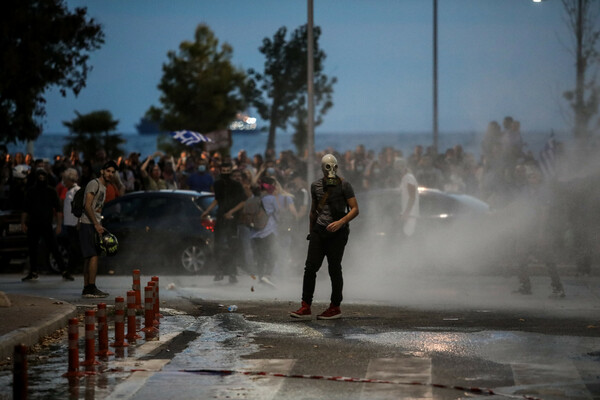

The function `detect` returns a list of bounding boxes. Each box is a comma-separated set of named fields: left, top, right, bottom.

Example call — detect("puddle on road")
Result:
left=0, top=310, right=196, bottom=400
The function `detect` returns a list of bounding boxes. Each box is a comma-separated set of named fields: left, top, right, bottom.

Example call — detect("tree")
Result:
left=248, top=25, right=336, bottom=154
left=62, top=110, right=124, bottom=161
left=0, top=0, right=104, bottom=144
left=561, top=0, right=600, bottom=144
left=147, top=24, right=251, bottom=141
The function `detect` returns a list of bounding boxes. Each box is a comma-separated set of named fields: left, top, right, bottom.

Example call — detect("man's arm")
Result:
left=84, top=191, right=104, bottom=234
left=224, top=201, right=245, bottom=219
left=201, top=199, right=218, bottom=218
left=326, top=197, right=359, bottom=232
left=401, top=183, right=416, bottom=221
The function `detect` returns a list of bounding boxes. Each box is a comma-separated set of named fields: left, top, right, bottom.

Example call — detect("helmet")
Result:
left=321, top=154, right=338, bottom=179
left=12, top=164, right=30, bottom=179
left=98, top=231, right=119, bottom=257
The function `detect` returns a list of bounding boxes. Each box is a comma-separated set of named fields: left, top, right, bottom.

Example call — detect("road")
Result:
left=0, top=268, right=599, bottom=400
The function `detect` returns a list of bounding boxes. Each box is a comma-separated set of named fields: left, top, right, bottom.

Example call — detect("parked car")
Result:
left=0, top=209, right=69, bottom=273
left=100, top=190, right=217, bottom=275
left=349, top=187, right=494, bottom=271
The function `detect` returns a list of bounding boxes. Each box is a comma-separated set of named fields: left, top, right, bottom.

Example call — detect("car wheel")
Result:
left=49, top=243, right=70, bottom=273
left=179, top=244, right=208, bottom=274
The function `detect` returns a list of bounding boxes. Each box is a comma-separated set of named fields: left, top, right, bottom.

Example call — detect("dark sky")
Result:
left=43, top=0, right=573, bottom=135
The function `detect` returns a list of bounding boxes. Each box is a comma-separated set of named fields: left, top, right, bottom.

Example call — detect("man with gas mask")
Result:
left=201, top=162, right=247, bottom=283
left=290, top=154, right=359, bottom=320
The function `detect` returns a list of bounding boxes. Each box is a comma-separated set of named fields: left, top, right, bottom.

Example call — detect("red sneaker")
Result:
left=317, top=304, right=341, bottom=320
left=290, top=301, right=312, bottom=319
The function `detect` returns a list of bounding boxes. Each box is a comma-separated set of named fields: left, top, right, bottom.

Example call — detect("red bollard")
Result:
left=63, top=318, right=85, bottom=377
left=110, top=297, right=128, bottom=348
left=148, top=281, right=159, bottom=326
left=132, top=269, right=142, bottom=309
left=96, top=303, right=114, bottom=357
left=81, top=310, right=99, bottom=366
left=126, top=290, right=142, bottom=341
left=13, top=344, right=27, bottom=400
left=142, top=286, right=158, bottom=339
left=151, top=276, right=163, bottom=320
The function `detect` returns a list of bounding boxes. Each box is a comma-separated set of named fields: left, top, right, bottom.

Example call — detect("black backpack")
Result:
left=71, top=179, right=98, bottom=218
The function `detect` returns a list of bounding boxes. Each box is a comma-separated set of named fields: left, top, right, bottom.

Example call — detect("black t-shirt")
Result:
left=213, top=177, right=247, bottom=217
left=23, top=184, right=61, bottom=225
left=312, top=178, right=355, bottom=227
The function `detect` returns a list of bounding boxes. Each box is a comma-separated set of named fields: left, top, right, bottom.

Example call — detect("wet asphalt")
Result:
left=0, top=271, right=599, bottom=399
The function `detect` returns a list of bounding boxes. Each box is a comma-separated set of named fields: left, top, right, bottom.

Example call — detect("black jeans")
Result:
left=252, top=233, right=276, bottom=278
left=302, top=224, right=349, bottom=307
left=214, top=218, right=239, bottom=277
left=26, top=223, right=66, bottom=274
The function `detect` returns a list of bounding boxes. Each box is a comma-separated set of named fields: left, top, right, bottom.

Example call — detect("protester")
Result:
left=21, top=168, right=71, bottom=281
left=250, top=176, right=279, bottom=287
left=394, top=157, right=420, bottom=238
left=290, top=154, right=359, bottom=320
left=511, top=163, right=565, bottom=297
left=58, top=168, right=81, bottom=278
left=201, top=162, right=247, bottom=283
left=79, top=160, right=117, bottom=298
left=140, top=152, right=167, bottom=190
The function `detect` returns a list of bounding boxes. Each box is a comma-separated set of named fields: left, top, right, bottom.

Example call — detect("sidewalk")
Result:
left=0, top=292, right=77, bottom=361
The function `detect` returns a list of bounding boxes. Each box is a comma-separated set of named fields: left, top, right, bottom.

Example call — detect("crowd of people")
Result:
left=0, top=115, right=596, bottom=299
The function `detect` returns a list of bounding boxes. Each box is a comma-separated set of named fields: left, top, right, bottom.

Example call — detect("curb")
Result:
left=0, top=297, right=77, bottom=361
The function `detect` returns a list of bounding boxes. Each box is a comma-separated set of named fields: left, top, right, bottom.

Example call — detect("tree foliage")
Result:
left=0, top=0, right=104, bottom=144
left=147, top=24, right=251, bottom=138
left=62, top=110, right=124, bottom=161
left=248, top=25, right=336, bottom=155
left=561, top=0, right=600, bottom=142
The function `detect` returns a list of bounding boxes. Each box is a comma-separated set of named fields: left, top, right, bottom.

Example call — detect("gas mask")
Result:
left=321, top=154, right=339, bottom=186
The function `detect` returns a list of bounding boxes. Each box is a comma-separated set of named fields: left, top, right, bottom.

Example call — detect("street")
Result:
left=0, top=268, right=599, bottom=399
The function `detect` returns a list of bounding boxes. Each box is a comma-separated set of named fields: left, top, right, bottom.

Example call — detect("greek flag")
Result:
left=539, top=133, right=556, bottom=180
left=170, top=130, right=212, bottom=146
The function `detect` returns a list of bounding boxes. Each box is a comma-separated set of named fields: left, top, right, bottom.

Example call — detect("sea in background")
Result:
left=6, top=130, right=566, bottom=162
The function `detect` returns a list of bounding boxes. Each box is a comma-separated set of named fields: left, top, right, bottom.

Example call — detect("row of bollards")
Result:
left=13, top=269, right=163, bottom=398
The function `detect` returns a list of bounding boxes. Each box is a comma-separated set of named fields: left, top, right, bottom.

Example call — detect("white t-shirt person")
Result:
left=395, top=157, right=420, bottom=237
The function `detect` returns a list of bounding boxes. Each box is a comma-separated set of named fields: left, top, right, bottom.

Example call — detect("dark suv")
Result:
left=100, top=190, right=216, bottom=275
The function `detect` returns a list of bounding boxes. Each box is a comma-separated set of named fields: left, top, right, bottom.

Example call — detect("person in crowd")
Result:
left=394, top=157, right=420, bottom=238
left=201, top=162, right=247, bottom=283
left=363, top=159, right=384, bottom=190
left=140, top=152, right=167, bottom=190
left=415, top=155, right=443, bottom=189
left=117, top=156, right=136, bottom=193
left=57, top=168, right=82, bottom=278
left=80, top=160, right=95, bottom=189
left=21, top=168, right=71, bottom=281
left=250, top=176, right=279, bottom=287
left=187, top=159, right=214, bottom=192
left=7, top=164, right=30, bottom=210
left=290, top=154, right=359, bottom=320
left=162, top=158, right=179, bottom=189
left=79, top=160, right=117, bottom=298
left=92, top=149, right=108, bottom=177
left=511, top=163, right=565, bottom=297
left=105, top=167, right=125, bottom=202
left=232, top=168, right=256, bottom=276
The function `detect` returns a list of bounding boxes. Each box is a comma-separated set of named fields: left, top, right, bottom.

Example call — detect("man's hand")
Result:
left=94, top=223, right=105, bottom=235
left=326, top=220, right=345, bottom=232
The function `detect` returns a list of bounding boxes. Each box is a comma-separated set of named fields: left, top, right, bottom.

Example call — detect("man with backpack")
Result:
left=290, top=154, right=359, bottom=320
left=78, top=160, right=117, bottom=298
